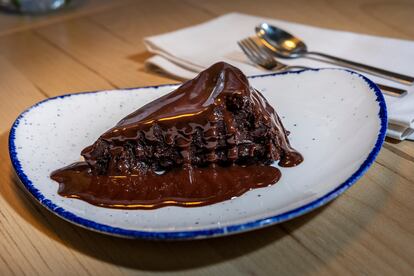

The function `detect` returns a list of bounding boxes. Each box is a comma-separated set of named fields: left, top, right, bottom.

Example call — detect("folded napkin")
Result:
left=144, top=13, right=414, bottom=140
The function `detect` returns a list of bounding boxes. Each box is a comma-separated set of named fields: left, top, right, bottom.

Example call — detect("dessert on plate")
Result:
left=51, top=62, right=303, bottom=209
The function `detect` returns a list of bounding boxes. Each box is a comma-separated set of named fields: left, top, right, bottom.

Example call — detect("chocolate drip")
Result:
left=51, top=62, right=303, bottom=209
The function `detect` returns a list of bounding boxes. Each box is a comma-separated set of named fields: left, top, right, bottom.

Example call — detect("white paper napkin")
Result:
left=144, top=13, right=414, bottom=140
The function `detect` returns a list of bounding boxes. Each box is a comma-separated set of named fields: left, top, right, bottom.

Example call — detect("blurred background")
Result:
left=0, top=0, right=413, bottom=91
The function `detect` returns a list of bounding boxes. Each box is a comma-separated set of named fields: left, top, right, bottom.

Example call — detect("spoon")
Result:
left=256, top=23, right=414, bottom=85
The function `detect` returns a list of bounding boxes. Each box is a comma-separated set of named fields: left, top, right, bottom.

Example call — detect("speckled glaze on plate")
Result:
left=9, top=69, right=387, bottom=240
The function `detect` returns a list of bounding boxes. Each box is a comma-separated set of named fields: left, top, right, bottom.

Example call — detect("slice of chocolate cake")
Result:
left=81, top=62, right=302, bottom=176
left=51, top=61, right=303, bottom=209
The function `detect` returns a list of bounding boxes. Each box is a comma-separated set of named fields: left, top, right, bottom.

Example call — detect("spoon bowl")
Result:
left=256, top=23, right=307, bottom=58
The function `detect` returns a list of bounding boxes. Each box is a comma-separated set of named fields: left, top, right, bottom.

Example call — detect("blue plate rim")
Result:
left=8, top=68, right=387, bottom=240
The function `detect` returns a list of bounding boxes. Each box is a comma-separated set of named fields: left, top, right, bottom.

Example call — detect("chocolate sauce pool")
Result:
left=51, top=163, right=282, bottom=209
left=50, top=62, right=303, bottom=209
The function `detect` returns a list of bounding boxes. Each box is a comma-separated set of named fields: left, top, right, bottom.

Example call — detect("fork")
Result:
left=238, top=37, right=407, bottom=97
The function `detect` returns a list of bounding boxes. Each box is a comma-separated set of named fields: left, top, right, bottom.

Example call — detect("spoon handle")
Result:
left=282, top=66, right=407, bottom=97
left=306, top=51, right=414, bottom=86
left=375, top=83, right=407, bottom=97
left=279, top=63, right=407, bottom=97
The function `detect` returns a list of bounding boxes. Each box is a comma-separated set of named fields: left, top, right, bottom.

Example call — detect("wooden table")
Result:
left=0, top=1, right=413, bottom=275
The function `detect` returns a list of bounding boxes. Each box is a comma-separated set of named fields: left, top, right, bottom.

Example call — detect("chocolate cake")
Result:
left=82, top=62, right=301, bottom=175
left=51, top=62, right=303, bottom=209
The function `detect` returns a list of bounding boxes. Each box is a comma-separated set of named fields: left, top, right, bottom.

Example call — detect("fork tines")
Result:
left=238, top=37, right=278, bottom=70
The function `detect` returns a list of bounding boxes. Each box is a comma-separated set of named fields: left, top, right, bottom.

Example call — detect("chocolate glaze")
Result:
left=51, top=62, right=303, bottom=209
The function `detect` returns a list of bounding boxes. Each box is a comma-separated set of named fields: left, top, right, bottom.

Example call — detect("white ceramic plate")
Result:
left=9, top=69, right=387, bottom=240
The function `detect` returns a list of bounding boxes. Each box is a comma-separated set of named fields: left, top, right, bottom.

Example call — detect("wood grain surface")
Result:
left=0, top=0, right=413, bottom=275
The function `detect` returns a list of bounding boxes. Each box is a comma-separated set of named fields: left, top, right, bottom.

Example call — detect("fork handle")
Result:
left=282, top=65, right=407, bottom=97
left=306, top=51, right=414, bottom=86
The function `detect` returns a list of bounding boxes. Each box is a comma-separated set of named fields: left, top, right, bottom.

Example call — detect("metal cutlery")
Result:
left=255, top=23, right=414, bottom=86
left=238, top=37, right=407, bottom=97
